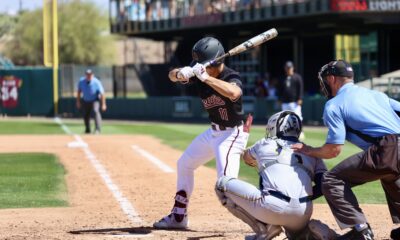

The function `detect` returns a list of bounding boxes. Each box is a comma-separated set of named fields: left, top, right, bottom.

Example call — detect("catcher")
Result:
left=216, top=111, right=337, bottom=239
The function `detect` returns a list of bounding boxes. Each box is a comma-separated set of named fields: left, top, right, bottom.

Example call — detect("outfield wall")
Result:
left=0, top=68, right=55, bottom=116
left=59, top=96, right=326, bottom=125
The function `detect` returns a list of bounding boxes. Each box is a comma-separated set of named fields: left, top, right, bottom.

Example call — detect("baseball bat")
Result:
left=205, top=28, right=278, bottom=67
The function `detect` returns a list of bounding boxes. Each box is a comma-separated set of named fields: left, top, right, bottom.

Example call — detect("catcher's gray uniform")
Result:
left=217, top=138, right=327, bottom=231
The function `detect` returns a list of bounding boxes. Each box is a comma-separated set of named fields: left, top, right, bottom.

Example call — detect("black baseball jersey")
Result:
left=277, top=73, right=303, bottom=103
left=192, top=66, right=244, bottom=127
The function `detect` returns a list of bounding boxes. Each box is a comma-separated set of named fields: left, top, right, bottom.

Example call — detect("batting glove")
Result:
left=192, top=63, right=210, bottom=82
left=177, top=66, right=195, bottom=80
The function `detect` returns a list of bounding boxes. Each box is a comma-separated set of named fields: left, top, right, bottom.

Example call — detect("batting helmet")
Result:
left=191, top=37, right=225, bottom=67
left=266, top=111, right=302, bottom=139
left=318, top=60, right=354, bottom=99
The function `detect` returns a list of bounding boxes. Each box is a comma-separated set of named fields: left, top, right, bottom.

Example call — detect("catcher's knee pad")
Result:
left=215, top=176, right=235, bottom=192
left=215, top=176, right=236, bottom=204
left=214, top=176, right=232, bottom=204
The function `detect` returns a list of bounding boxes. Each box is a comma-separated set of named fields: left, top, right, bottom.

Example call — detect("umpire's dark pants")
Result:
left=82, top=100, right=101, bottom=133
left=322, top=134, right=400, bottom=229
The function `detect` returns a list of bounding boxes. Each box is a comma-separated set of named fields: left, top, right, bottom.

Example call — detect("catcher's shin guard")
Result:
left=215, top=176, right=282, bottom=239
left=224, top=198, right=282, bottom=239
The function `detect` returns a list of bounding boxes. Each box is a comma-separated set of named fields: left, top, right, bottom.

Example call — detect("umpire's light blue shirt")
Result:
left=77, top=76, right=104, bottom=102
left=323, top=82, right=400, bottom=150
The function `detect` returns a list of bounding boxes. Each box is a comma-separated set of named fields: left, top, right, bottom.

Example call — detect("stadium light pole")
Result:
left=43, top=0, right=59, bottom=116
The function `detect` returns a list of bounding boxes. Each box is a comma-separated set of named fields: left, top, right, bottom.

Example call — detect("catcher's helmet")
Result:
left=266, top=111, right=302, bottom=139
left=318, top=60, right=354, bottom=99
left=191, top=37, right=225, bottom=67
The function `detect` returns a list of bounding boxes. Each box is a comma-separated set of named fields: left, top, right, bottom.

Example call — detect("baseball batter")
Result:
left=153, top=37, right=249, bottom=229
left=216, top=111, right=336, bottom=240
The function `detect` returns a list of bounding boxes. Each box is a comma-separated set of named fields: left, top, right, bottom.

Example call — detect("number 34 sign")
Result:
left=0, top=75, right=22, bottom=108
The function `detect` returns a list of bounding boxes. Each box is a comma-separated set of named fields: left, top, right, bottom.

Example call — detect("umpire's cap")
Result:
left=191, top=37, right=225, bottom=67
left=85, top=69, right=93, bottom=75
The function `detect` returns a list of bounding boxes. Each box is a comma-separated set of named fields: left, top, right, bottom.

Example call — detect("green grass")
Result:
left=65, top=121, right=386, bottom=204
left=0, top=153, right=68, bottom=209
left=0, top=121, right=64, bottom=134
left=0, top=119, right=386, bottom=203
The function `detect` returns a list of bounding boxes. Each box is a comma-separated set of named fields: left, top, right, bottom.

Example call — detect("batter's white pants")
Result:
left=177, top=125, right=249, bottom=198
left=281, top=102, right=303, bottom=120
left=223, top=178, right=312, bottom=232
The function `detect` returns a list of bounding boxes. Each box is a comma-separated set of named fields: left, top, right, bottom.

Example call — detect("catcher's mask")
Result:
left=266, top=111, right=302, bottom=139
left=191, top=37, right=225, bottom=67
left=318, top=60, right=354, bottom=99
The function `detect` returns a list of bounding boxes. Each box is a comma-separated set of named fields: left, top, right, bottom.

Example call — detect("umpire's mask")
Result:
left=318, top=60, right=354, bottom=99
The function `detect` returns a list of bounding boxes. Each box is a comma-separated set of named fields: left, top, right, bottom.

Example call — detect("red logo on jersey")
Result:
left=202, top=95, right=225, bottom=109
left=0, top=75, right=23, bottom=108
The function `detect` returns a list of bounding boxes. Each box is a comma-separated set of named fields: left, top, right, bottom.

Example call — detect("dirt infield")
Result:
left=0, top=134, right=394, bottom=239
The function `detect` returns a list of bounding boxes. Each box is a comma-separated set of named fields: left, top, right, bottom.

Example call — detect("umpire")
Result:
left=76, top=69, right=107, bottom=134
left=292, top=60, right=400, bottom=240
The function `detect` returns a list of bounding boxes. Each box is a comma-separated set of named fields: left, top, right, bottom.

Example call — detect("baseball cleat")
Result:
left=391, top=227, right=400, bottom=240
left=153, top=214, right=188, bottom=230
left=245, top=225, right=282, bottom=240
left=337, top=224, right=374, bottom=240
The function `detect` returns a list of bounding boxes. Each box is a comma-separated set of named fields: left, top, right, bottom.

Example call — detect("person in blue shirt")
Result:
left=292, top=60, right=400, bottom=240
left=76, top=69, right=107, bottom=134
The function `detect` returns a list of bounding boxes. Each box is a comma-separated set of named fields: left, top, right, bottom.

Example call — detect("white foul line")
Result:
left=54, top=117, right=143, bottom=224
left=54, top=117, right=72, bottom=134
left=132, top=145, right=175, bottom=173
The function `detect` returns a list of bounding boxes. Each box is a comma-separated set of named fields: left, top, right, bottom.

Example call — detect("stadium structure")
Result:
left=109, top=0, right=400, bottom=96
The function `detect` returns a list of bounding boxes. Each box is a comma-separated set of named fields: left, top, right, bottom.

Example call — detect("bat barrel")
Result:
left=203, top=28, right=278, bottom=67
left=228, top=28, right=278, bottom=56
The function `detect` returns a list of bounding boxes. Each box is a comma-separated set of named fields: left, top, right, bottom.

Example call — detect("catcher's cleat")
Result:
left=245, top=225, right=283, bottom=240
left=391, top=227, right=400, bottom=240
left=337, top=224, right=374, bottom=240
left=307, top=219, right=338, bottom=240
left=153, top=213, right=188, bottom=229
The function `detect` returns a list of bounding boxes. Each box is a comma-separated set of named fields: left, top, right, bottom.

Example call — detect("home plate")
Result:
left=68, top=141, right=88, bottom=148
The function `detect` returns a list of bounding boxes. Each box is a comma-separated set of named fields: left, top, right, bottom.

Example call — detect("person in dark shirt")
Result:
left=277, top=61, right=304, bottom=139
left=153, top=37, right=251, bottom=231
